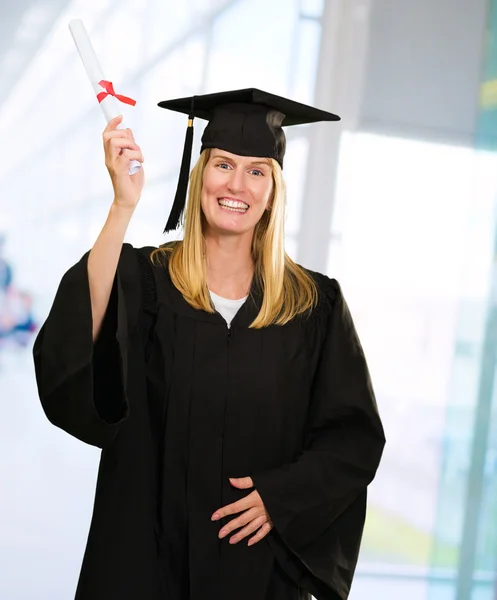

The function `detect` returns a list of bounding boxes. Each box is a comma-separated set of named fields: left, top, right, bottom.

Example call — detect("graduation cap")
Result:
left=158, top=88, right=341, bottom=232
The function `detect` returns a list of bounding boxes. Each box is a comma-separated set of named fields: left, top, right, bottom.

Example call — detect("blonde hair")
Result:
left=151, top=149, right=318, bottom=328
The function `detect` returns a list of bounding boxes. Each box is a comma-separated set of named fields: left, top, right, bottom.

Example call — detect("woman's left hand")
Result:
left=211, top=477, right=273, bottom=546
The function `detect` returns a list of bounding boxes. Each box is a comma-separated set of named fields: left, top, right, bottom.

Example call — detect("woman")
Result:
left=33, top=89, right=385, bottom=600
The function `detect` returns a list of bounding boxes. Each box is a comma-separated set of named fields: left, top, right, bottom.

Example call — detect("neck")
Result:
left=204, top=230, right=254, bottom=300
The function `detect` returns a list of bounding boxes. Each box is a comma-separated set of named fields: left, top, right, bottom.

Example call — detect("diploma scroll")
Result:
left=68, top=19, right=141, bottom=175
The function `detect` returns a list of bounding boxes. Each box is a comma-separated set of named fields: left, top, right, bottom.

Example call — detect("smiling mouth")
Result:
left=218, top=198, right=249, bottom=213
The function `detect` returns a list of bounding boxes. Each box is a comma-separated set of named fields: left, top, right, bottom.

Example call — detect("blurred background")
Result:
left=1, top=0, right=497, bottom=598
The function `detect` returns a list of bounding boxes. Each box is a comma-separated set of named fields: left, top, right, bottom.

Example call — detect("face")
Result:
left=200, top=149, right=274, bottom=237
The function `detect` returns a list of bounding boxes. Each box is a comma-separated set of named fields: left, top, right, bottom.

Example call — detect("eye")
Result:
left=250, top=169, right=264, bottom=176
left=216, top=162, right=231, bottom=170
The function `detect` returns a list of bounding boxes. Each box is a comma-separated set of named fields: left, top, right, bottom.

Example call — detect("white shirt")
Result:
left=209, top=290, right=248, bottom=328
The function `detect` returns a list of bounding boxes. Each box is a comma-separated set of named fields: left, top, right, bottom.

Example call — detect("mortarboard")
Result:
left=158, top=88, right=341, bottom=232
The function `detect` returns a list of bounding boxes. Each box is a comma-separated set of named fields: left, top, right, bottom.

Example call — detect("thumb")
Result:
left=229, top=476, right=254, bottom=489
left=104, top=114, right=123, bottom=133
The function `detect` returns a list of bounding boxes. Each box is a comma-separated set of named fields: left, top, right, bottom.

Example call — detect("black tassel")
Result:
left=164, top=118, right=195, bottom=233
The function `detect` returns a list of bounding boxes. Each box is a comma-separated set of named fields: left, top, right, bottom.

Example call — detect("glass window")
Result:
left=144, top=0, right=190, bottom=59
left=205, top=0, right=299, bottom=93
left=97, top=2, right=147, bottom=82
left=301, top=0, right=325, bottom=19
left=288, top=18, right=322, bottom=105
left=284, top=137, right=309, bottom=237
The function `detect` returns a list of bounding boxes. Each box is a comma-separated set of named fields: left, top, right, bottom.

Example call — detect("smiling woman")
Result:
left=202, top=150, right=272, bottom=233
left=32, top=87, right=385, bottom=600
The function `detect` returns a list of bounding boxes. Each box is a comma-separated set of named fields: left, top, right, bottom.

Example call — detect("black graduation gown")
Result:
left=33, top=243, right=385, bottom=600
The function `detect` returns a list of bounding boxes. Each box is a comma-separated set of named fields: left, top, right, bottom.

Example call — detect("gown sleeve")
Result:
left=252, top=277, right=386, bottom=600
left=32, top=243, right=153, bottom=449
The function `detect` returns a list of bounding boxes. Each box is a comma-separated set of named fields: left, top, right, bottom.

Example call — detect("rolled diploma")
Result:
left=68, top=19, right=141, bottom=175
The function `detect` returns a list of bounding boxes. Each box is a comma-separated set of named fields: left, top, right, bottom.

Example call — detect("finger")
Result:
left=212, top=491, right=257, bottom=521
left=106, top=147, right=142, bottom=167
left=110, top=138, right=140, bottom=150
left=218, top=507, right=259, bottom=539
left=228, top=515, right=267, bottom=545
left=103, top=114, right=123, bottom=133
left=103, top=129, right=131, bottom=143
left=107, top=139, right=141, bottom=155
left=110, top=151, right=144, bottom=173
left=103, top=126, right=135, bottom=144
left=248, top=521, right=273, bottom=547
left=118, top=149, right=144, bottom=163
left=229, top=477, right=254, bottom=489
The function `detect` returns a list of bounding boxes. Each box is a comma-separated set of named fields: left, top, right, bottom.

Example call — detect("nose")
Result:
left=227, top=167, right=246, bottom=195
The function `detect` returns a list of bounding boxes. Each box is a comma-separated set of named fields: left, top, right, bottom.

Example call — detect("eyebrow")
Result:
left=249, top=160, right=271, bottom=167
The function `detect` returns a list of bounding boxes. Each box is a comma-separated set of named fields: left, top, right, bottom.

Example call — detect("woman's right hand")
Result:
left=103, top=115, right=145, bottom=211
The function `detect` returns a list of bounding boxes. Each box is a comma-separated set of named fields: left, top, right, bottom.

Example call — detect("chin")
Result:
left=205, top=216, right=256, bottom=237
left=215, top=223, right=254, bottom=236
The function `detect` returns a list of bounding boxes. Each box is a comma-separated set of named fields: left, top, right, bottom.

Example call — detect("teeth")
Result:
left=218, top=198, right=248, bottom=210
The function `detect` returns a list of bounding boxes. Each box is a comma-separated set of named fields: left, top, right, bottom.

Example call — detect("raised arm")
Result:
left=89, top=114, right=144, bottom=340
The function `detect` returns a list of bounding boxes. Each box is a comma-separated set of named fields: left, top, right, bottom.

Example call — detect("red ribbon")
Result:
left=96, top=80, right=136, bottom=106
